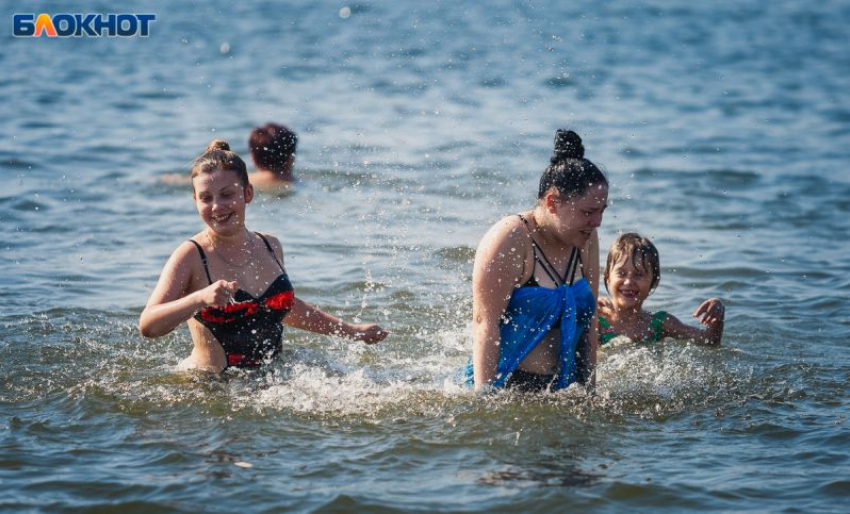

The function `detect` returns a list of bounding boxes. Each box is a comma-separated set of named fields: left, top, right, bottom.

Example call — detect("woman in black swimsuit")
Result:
left=139, top=139, right=388, bottom=372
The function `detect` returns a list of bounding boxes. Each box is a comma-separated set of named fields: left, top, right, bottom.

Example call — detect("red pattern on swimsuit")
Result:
left=198, top=290, right=295, bottom=324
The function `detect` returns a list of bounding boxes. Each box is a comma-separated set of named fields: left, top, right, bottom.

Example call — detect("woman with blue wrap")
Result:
left=469, top=130, right=608, bottom=392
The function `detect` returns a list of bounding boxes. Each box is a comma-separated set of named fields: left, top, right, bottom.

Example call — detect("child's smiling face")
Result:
left=607, top=254, right=655, bottom=311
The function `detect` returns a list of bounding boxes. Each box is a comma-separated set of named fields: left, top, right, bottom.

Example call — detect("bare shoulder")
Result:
left=480, top=214, right=529, bottom=248
left=474, top=214, right=531, bottom=287
left=171, top=238, right=203, bottom=264
left=148, top=239, right=206, bottom=301
left=254, top=231, right=283, bottom=249
left=254, top=232, right=285, bottom=260
left=164, top=239, right=208, bottom=281
left=475, top=215, right=532, bottom=268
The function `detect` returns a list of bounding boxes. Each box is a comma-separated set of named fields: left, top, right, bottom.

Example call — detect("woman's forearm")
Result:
left=472, top=319, right=502, bottom=389
left=139, top=291, right=204, bottom=338
left=285, top=298, right=355, bottom=337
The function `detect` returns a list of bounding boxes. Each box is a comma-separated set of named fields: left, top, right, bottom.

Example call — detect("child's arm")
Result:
left=661, top=298, right=725, bottom=346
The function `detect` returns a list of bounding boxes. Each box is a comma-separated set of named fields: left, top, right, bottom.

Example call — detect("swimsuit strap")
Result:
left=533, top=244, right=565, bottom=286
left=189, top=239, right=214, bottom=285
left=567, top=248, right=583, bottom=286
left=518, top=215, right=563, bottom=286
left=517, top=214, right=582, bottom=286
left=255, top=232, right=285, bottom=272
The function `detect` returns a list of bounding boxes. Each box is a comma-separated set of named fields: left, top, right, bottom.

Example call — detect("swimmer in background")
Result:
left=247, top=123, right=298, bottom=192
left=160, top=123, right=297, bottom=189
left=140, top=139, right=387, bottom=372
left=597, top=233, right=725, bottom=346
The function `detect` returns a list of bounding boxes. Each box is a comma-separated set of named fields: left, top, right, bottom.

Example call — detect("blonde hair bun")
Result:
left=206, top=139, right=231, bottom=152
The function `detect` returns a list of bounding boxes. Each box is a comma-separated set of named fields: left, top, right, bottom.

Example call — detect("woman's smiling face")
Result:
left=193, top=168, right=253, bottom=235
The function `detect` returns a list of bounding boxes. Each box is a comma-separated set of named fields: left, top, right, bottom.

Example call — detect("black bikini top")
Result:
left=517, top=214, right=583, bottom=288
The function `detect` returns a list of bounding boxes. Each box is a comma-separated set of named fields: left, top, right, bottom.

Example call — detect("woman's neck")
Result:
left=529, top=206, right=570, bottom=252
left=206, top=228, right=250, bottom=249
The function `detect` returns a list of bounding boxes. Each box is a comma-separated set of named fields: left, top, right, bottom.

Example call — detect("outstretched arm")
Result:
left=263, top=233, right=387, bottom=345
left=661, top=298, right=725, bottom=346
left=284, top=297, right=388, bottom=344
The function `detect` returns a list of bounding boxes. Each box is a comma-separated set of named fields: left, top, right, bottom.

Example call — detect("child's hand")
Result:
left=693, top=298, right=725, bottom=325
left=597, top=296, right=613, bottom=315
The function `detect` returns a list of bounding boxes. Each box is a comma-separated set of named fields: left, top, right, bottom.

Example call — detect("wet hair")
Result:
left=248, top=123, right=298, bottom=173
left=538, top=129, right=608, bottom=200
left=604, top=233, right=661, bottom=293
left=190, top=139, right=249, bottom=188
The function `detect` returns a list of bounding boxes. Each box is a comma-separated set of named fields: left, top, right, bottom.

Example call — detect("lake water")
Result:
left=2, top=0, right=849, bottom=511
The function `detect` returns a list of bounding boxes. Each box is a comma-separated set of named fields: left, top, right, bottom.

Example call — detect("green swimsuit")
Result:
left=599, top=311, right=667, bottom=345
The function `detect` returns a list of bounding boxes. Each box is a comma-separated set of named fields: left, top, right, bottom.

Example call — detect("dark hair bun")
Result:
left=206, top=139, right=231, bottom=152
left=551, top=129, right=584, bottom=164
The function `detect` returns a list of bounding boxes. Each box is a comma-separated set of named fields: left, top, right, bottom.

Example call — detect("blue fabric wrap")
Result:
left=464, top=278, right=595, bottom=391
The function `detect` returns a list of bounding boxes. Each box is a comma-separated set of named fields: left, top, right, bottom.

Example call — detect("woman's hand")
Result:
left=348, top=323, right=389, bottom=344
left=693, top=298, right=725, bottom=325
left=197, top=280, right=239, bottom=308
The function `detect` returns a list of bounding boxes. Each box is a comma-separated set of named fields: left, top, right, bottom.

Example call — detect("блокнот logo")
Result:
left=13, top=13, right=155, bottom=37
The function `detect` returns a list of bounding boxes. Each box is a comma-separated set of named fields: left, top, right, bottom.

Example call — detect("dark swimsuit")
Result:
left=189, top=233, right=295, bottom=369
left=504, top=214, right=585, bottom=393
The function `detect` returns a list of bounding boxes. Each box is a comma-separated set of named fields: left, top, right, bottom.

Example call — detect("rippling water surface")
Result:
left=2, top=0, right=849, bottom=511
